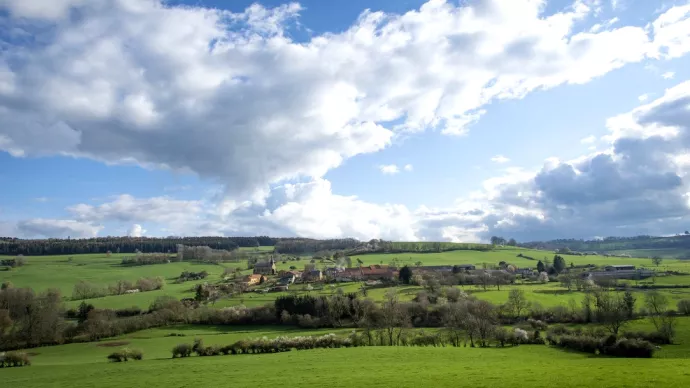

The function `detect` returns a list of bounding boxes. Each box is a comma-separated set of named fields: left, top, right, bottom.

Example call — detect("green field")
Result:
left=3, top=248, right=690, bottom=387
left=3, top=320, right=690, bottom=388
left=3, top=247, right=690, bottom=311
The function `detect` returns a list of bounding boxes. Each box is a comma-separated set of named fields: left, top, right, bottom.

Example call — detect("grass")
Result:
left=4, top=320, right=690, bottom=387
left=3, top=248, right=690, bottom=310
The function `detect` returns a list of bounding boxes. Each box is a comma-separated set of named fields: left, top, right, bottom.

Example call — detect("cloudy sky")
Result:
left=1, top=0, right=690, bottom=242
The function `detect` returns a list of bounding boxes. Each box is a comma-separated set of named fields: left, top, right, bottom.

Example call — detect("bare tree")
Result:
left=441, top=301, right=469, bottom=347
left=645, top=290, right=677, bottom=341
left=466, top=300, right=496, bottom=347
left=380, top=289, right=410, bottom=345
left=593, top=291, right=629, bottom=335
left=651, top=256, right=663, bottom=267
left=506, top=288, right=530, bottom=318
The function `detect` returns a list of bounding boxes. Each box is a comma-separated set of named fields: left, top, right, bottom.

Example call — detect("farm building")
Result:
left=302, top=270, right=323, bottom=282
left=343, top=265, right=398, bottom=281
left=253, top=258, right=276, bottom=275
left=419, top=264, right=476, bottom=273
left=277, top=274, right=297, bottom=286
left=244, top=274, right=267, bottom=285
left=584, top=268, right=654, bottom=280
left=605, top=265, right=636, bottom=271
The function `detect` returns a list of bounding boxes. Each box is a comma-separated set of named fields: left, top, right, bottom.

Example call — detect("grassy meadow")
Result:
left=2, top=247, right=690, bottom=310
left=2, top=319, right=690, bottom=388
left=2, top=247, right=690, bottom=387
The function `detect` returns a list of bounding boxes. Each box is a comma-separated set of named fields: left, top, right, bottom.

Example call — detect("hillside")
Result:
left=518, top=235, right=690, bottom=259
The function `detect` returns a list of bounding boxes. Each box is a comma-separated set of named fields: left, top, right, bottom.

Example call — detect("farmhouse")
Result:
left=244, top=274, right=267, bottom=285
left=277, top=274, right=297, bottom=286
left=584, top=268, right=654, bottom=280
left=343, top=265, right=398, bottom=281
left=253, top=258, right=276, bottom=275
left=302, top=270, right=323, bottom=282
left=419, top=264, right=476, bottom=273
left=605, top=265, right=636, bottom=271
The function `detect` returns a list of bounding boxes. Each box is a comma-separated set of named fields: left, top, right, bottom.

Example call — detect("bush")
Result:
left=115, top=306, right=143, bottom=317
left=677, top=300, right=690, bottom=315
left=172, top=343, right=193, bottom=358
left=621, top=331, right=672, bottom=345
left=107, top=348, right=143, bottom=362
left=603, top=338, right=655, bottom=358
left=1, top=351, right=31, bottom=367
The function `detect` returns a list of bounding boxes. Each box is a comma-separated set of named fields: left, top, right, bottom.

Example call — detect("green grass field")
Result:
left=3, top=319, right=690, bottom=388
left=3, top=248, right=690, bottom=310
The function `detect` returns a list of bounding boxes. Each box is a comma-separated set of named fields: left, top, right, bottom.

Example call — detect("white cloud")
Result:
left=638, top=93, right=649, bottom=102
left=0, top=0, right=88, bottom=20
left=0, top=0, right=687, bottom=202
left=68, top=194, right=204, bottom=225
left=490, top=155, right=510, bottom=164
left=128, top=224, right=146, bottom=237
left=662, top=71, right=675, bottom=79
left=34, top=197, right=49, bottom=203
left=580, top=135, right=597, bottom=144
left=16, top=219, right=102, bottom=238
left=403, top=164, right=413, bottom=172
left=379, top=164, right=400, bottom=175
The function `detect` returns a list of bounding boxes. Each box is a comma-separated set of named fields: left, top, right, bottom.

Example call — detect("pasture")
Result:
left=3, top=320, right=690, bottom=388
left=2, top=247, right=690, bottom=310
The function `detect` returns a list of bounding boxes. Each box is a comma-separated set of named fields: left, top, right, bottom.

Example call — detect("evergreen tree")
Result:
left=399, top=265, right=413, bottom=284
left=537, top=260, right=545, bottom=273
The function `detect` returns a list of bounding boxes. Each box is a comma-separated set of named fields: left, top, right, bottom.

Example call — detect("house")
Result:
left=584, top=268, right=654, bottom=280
left=244, top=274, right=266, bottom=285
left=277, top=274, right=296, bottom=286
left=343, top=265, right=398, bottom=281
left=605, top=265, right=636, bottom=271
left=324, top=267, right=345, bottom=278
left=253, top=258, right=276, bottom=275
left=279, top=270, right=302, bottom=278
left=302, top=270, right=323, bottom=282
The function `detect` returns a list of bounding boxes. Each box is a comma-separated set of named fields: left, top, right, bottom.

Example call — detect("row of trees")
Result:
left=0, top=236, right=275, bottom=256
left=72, top=277, right=164, bottom=300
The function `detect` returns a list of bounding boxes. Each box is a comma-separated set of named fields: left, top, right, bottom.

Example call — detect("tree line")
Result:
left=0, top=236, right=275, bottom=256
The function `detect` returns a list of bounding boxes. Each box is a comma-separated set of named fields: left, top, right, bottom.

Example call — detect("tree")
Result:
left=506, top=288, right=530, bottom=318
left=536, top=260, right=545, bottom=273
left=651, top=256, right=663, bottom=267
left=538, top=272, right=549, bottom=284
left=441, top=301, right=469, bottom=347
left=398, top=265, right=413, bottom=284
left=559, top=273, right=574, bottom=291
left=553, top=255, right=566, bottom=274
left=507, top=238, right=517, bottom=246
left=380, top=289, right=410, bottom=345
left=645, top=290, right=677, bottom=341
left=622, top=288, right=636, bottom=319
left=593, top=291, right=629, bottom=335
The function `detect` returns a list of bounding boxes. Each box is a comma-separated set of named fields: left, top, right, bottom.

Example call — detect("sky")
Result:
left=1, top=0, right=690, bottom=242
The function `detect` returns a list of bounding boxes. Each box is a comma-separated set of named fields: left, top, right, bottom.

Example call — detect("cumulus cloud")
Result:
left=68, top=194, right=204, bottom=226
left=0, top=0, right=688, bottom=201
left=128, top=224, right=146, bottom=237
left=403, top=164, right=413, bottom=172
left=490, top=155, right=510, bottom=164
left=16, top=219, right=102, bottom=238
left=379, top=164, right=400, bottom=175
left=662, top=71, right=675, bottom=79
left=580, top=135, right=597, bottom=144
left=638, top=94, right=649, bottom=102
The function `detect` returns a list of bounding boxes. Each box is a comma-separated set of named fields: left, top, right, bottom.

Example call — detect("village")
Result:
left=236, top=256, right=656, bottom=295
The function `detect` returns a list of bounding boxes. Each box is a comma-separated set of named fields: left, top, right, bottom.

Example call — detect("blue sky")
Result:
left=1, top=0, right=690, bottom=242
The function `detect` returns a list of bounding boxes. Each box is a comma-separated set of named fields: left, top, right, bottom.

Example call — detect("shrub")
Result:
left=1, top=351, right=31, bottom=367
left=172, top=343, right=193, bottom=358
left=107, top=350, right=127, bottom=362
left=603, top=338, right=654, bottom=358
left=107, top=348, right=143, bottom=362
left=621, top=331, right=672, bottom=345
left=677, top=300, right=690, bottom=315
left=527, top=318, right=547, bottom=330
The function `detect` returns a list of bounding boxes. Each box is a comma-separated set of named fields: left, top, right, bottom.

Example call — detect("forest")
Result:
left=0, top=236, right=275, bottom=256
